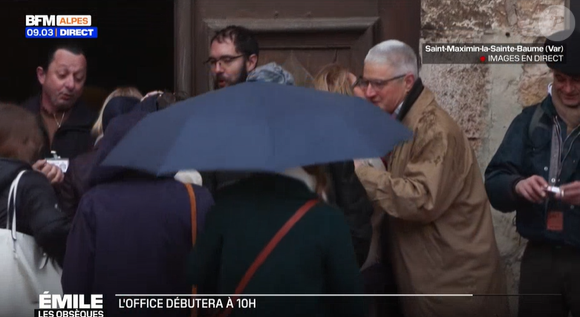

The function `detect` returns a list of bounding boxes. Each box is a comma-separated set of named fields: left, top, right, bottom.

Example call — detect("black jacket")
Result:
left=55, top=148, right=98, bottom=218
left=327, top=161, right=373, bottom=267
left=22, top=95, right=97, bottom=159
left=199, top=171, right=254, bottom=195
left=0, top=158, right=71, bottom=264
left=485, top=95, right=580, bottom=248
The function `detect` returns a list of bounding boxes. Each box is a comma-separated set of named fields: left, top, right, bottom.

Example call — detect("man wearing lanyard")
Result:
left=22, top=43, right=97, bottom=183
left=485, top=29, right=580, bottom=317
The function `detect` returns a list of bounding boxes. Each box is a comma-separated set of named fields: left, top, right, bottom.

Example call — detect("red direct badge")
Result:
left=547, top=211, right=564, bottom=232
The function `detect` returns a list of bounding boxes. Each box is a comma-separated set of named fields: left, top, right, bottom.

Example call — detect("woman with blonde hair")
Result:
left=313, top=63, right=365, bottom=98
left=56, top=87, right=142, bottom=217
left=313, top=63, right=402, bottom=317
left=91, top=86, right=143, bottom=143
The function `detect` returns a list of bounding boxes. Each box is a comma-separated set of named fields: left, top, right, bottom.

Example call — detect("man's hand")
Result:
left=353, top=159, right=366, bottom=169
left=32, top=159, right=64, bottom=184
left=515, top=175, right=548, bottom=204
left=556, top=181, right=580, bottom=206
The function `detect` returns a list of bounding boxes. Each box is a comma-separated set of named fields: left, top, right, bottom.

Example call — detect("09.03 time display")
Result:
left=26, top=27, right=56, bottom=38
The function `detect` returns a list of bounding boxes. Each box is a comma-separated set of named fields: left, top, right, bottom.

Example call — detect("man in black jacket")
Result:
left=22, top=43, right=97, bottom=184
left=485, top=29, right=580, bottom=317
left=200, top=25, right=260, bottom=194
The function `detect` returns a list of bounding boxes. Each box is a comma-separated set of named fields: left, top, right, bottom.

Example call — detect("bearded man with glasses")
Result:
left=205, top=25, right=259, bottom=90
left=353, top=40, right=509, bottom=317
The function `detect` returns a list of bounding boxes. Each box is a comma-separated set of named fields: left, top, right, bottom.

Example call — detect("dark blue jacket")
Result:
left=485, top=95, right=580, bottom=248
left=61, top=112, right=214, bottom=317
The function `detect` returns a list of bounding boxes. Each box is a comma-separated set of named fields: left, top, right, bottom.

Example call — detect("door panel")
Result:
left=188, top=0, right=418, bottom=95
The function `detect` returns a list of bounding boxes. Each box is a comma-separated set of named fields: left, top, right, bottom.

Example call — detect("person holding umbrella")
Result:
left=352, top=40, right=508, bottom=317
left=189, top=164, right=367, bottom=317
left=100, top=77, right=413, bottom=317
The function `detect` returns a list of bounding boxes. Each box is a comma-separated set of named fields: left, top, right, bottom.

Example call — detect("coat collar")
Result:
left=217, top=174, right=319, bottom=201
left=396, top=77, right=425, bottom=122
left=280, top=167, right=317, bottom=193
left=280, top=167, right=327, bottom=202
left=401, top=84, right=436, bottom=128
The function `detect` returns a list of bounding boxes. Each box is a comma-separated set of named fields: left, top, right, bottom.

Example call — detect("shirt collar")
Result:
left=394, top=101, right=404, bottom=116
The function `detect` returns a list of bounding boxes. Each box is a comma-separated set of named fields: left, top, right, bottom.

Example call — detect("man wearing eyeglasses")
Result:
left=353, top=40, right=508, bottom=317
left=202, top=26, right=276, bottom=195
left=205, top=25, right=259, bottom=90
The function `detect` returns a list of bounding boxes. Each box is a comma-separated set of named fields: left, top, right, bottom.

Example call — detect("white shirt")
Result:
left=394, top=101, right=404, bottom=116
left=280, top=167, right=328, bottom=202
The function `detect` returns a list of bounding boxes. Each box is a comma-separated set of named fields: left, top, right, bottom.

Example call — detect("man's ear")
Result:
left=36, top=66, right=46, bottom=85
left=404, top=73, right=415, bottom=93
left=246, top=54, right=258, bottom=72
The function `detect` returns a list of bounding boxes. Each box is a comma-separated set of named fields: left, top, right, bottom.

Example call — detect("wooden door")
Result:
left=174, top=0, right=420, bottom=96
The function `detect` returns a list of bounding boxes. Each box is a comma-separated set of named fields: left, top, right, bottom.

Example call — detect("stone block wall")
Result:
left=420, top=0, right=567, bottom=315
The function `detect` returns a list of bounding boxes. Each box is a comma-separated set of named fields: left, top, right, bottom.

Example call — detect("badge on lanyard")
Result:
left=546, top=210, right=564, bottom=232
left=46, top=151, right=69, bottom=173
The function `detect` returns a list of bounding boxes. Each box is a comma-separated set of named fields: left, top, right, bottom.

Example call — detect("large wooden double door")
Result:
left=174, top=0, right=420, bottom=96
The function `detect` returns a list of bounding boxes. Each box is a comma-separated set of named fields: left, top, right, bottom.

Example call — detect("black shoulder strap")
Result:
left=528, top=105, right=545, bottom=140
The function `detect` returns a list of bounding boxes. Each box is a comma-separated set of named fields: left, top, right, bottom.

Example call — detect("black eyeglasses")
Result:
left=203, top=55, right=245, bottom=68
left=354, top=74, right=406, bottom=91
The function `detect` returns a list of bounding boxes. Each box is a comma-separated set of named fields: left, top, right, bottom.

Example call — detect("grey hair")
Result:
left=364, top=40, right=419, bottom=78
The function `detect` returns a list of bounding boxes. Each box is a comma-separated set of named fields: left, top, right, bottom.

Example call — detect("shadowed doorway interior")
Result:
left=0, top=0, right=174, bottom=111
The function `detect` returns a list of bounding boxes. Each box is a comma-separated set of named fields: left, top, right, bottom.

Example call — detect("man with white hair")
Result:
left=352, top=40, right=509, bottom=317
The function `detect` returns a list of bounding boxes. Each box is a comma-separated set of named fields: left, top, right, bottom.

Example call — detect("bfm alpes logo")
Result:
left=25, top=15, right=97, bottom=38
left=35, top=292, right=105, bottom=317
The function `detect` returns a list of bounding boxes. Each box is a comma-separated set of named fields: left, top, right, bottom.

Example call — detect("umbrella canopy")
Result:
left=101, top=82, right=412, bottom=175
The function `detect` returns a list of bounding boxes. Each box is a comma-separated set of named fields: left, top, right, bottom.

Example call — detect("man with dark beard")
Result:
left=206, top=25, right=259, bottom=90
left=201, top=26, right=260, bottom=194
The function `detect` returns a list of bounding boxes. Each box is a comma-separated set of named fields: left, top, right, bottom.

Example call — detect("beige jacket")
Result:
left=355, top=87, right=509, bottom=317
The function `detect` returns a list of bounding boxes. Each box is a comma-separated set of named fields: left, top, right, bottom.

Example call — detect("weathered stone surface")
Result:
left=422, top=0, right=497, bottom=34
left=518, top=63, right=552, bottom=106
left=515, top=0, right=568, bottom=38
left=420, top=64, right=490, bottom=152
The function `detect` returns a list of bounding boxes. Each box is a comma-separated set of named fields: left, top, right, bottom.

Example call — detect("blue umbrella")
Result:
left=101, top=82, right=412, bottom=175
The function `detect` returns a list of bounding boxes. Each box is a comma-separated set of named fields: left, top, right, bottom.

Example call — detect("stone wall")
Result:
left=420, top=0, right=567, bottom=315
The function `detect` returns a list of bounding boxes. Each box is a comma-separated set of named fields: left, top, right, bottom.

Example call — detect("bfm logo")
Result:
left=26, top=15, right=92, bottom=26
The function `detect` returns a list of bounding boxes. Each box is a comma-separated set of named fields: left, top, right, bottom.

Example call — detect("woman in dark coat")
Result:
left=62, top=111, right=214, bottom=317
left=56, top=95, right=141, bottom=217
left=188, top=165, right=366, bottom=317
left=0, top=103, right=70, bottom=264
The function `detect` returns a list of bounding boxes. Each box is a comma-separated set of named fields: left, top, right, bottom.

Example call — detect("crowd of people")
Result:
left=0, top=24, right=579, bottom=317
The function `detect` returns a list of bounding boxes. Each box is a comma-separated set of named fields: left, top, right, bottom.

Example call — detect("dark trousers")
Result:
left=361, top=263, right=403, bottom=317
left=518, top=241, right=580, bottom=317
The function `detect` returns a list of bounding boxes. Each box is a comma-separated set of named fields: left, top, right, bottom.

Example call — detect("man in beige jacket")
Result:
left=352, top=40, right=509, bottom=317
